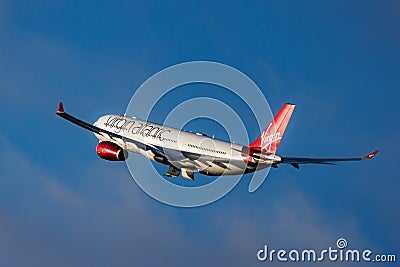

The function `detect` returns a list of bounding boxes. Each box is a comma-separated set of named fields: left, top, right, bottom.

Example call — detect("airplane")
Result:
left=56, top=102, right=378, bottom=180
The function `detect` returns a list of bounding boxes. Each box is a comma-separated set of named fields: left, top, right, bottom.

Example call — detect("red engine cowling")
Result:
left=96, top=141, right=128, bottom=161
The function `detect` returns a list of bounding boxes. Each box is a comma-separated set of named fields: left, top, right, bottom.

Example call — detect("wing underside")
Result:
left=280, top=150, right=379, bottom=169
left=56, top=102, right=235, bottom=170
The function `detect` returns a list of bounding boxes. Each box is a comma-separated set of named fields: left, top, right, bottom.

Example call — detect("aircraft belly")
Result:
left=169, top=160, right=196, bottom=169
left=199, top=160, right=247, bottom=176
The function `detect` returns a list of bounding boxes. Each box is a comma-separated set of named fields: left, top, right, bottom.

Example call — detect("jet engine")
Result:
left=96, top=141, right=128, bottom=161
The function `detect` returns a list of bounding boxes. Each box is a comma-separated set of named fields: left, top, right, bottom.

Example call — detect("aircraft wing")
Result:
left=280, top=150, right=379, bottom=169
left=56, top=102, right=148, bottom=149
left=56, top=102, right=231, bottom=166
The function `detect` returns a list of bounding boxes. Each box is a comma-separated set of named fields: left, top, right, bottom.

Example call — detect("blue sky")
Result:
left=0, top=1, right=399, bottom=266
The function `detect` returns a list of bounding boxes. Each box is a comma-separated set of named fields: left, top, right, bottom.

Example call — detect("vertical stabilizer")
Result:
left=249, top=103, right=295, bottom=153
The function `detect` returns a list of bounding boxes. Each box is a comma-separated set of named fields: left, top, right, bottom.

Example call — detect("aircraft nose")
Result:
left=93, top=118, right=100, bottom=126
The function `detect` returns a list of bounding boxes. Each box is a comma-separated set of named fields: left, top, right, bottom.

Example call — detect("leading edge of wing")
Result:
left=280, top=150, right=379, bottom=165
left=56, top=102, right=234, bottom=164
left=57, top=102, right=102, bottom=134
left=56, top=101, right=144, bottom=148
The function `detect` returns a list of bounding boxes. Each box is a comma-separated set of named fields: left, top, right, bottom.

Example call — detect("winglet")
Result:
left=364, top=150, right=379, bottom=159
left=57, top=102, right=64, bottom=113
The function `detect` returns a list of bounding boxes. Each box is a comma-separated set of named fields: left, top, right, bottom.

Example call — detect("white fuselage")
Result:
left=93, top=114, right=273, bottom=176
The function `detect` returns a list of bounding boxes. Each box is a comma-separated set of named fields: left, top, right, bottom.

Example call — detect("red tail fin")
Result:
left=249, top=103, right=295, bottom=153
